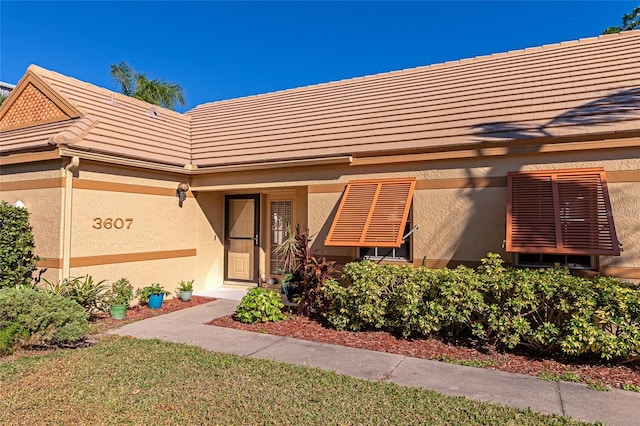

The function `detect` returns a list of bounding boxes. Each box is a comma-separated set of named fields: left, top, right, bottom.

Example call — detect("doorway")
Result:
left=224, top=194, right=260, bottom=282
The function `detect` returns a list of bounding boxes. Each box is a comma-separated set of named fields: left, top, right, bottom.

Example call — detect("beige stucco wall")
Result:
left=0, top=160, right=64, bottom=282
left=601, top=182, right=640, bottom=269
left=62, top=161, right=200, bottom=291
left=190, top=149, right=640, bottom=272
left=194, top=191, right=225, bottom=289
left=4, top=141, right=640, bottom=287
left=70, top=257, right=196, bottom=295
left=412, top=187, right=508, bottom=265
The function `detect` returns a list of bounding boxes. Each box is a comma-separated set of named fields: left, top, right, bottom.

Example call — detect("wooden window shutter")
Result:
left=506, top=168, right=620, bottom=255
left=325, top=178, right=416, bottom=247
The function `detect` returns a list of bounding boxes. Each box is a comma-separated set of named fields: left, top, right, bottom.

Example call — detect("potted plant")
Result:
left=177, top=280, right=194, bottom=302
left=107, top=278, right=135, bottom=319
left=137, top=283, right=170, bottom=309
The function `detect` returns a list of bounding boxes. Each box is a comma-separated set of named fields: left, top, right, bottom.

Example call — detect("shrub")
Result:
left=235, top=288, right=287, bottom=324
left=108, top=278, right=136, bottom=305
left=475, top=256, right=640, bottom=360
left=322, top=253, right=640, bottom=362
left=385, top=265, right=432, bottom=337
left=273, top=225, right=338, bottom=318
left=323, top=261, right=395, bottom=331
left=0, top=201, right=40, bottom=288
left=0, top=287, right=88, bottom=355
left=556, top=275, right=640, bottom=360
left=43, top=275, right=109, bottom=316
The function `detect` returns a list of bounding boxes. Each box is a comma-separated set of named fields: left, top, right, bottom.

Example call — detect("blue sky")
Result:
left=1, top=1, right=638, bottom=111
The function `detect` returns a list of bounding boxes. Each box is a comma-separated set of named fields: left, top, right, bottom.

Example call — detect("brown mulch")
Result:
left=208, top=314, right=640, bottom=391
left=92, top=295, right=216, bottom=328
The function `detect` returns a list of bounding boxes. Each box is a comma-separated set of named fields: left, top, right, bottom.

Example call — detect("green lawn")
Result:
left=0, top=337, right=591, bottom=425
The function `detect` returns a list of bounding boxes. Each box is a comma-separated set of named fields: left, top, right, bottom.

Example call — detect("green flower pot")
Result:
left=109, top=304, right=127, bottom=320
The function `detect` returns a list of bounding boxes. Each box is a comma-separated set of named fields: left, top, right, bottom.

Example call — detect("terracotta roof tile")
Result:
left=186, top=30, right=640, bottom=167
left=2, top=31, right=640, bottom=168
left=24, top=66, right=191, bottom=165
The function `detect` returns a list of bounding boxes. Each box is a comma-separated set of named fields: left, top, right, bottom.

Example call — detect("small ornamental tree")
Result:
left=0, top=201, right=40, bottom=288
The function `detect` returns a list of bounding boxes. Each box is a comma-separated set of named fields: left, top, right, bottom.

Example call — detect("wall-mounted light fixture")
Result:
left=176, top=182, right=190, bottom=207
left=14, top=200, right=25, bottom=208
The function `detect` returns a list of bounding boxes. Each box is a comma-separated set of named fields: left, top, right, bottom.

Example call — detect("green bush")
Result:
left=0, top=201, right=40, bottom=288
left=0, top=287, right=88, bottom=355
left=475, top=255, right=640, bottom=360
left=321, top=253, right=640, bottom=362
left=108, top=278, right=136, bottom=305
left=323, top=261, right=391, bottom=331
left=235, top=288, right=287, bottom=324
left=43, top=275, right=109, bottom=316
left=137, top=283, right=171, bottom=305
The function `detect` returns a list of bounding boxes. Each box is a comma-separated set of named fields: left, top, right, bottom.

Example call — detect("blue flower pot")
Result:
left=148, top=293, right=164, bottom=309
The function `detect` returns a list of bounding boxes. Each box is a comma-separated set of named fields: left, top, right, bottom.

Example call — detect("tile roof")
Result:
left=1, top=65, right=191, bottom=165
left=2, top=31, right=640, bottom=168
left=186, top=31, right=640, bottom=167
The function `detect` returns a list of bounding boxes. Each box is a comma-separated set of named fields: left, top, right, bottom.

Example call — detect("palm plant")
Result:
left=110, top=62, right=186, bottom=110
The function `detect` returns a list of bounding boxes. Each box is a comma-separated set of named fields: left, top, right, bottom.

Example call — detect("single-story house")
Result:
left=2, top=30, right=640, bottom=292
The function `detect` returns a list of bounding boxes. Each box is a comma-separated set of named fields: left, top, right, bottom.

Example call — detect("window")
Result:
left=506, top=168, right=620, bottom=256
left=515, top=253, right=594, bottom=270
left=359, top=220, right=412, bottom=261
left=270, top=200, right=292, bottom=274
left=325, top=178, right=415, bottom=247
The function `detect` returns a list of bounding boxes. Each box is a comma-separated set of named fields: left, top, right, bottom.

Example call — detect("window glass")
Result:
left=359, top=220, right=412, bottom=261
left=270, top=200, right=292, bottom=274
left=515, top=253, right=593, bottom=269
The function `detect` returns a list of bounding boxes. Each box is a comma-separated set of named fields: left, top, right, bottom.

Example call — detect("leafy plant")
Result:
left=537, top=370, right=581, bottom=383
left=0, top=201, right=40, bottom=289
left=137, top=283, right=170, bottom=305
left=234, top=288, right=287, bottom=324
left=0, top=287, right=88, bottom=355
left=272, top=225, right=302, bottom=276
left=108, top=278, right=135, bottom=306
left=178, top=280, right=194, bottom=292
left=434, top=356, right=499, bottom=368
left=587, top=382, right=610, bottom=392
left=273, top=225, right=338, bottom=318
left=42, top=275, right=109, bottom=317
left=622, top=384, right=640, bottom=392
left=321, top=253, right=640, bottom=363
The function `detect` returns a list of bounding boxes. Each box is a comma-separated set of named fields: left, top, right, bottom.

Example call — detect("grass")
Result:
left=434, top=355, right=500, bottom=368
left=622, top=383, right=640, bottom=392
left=0, top=336, right=591, bottom=425
left=537, top=370, right=610, bottom=392
left=538, top=370, right=582, bottom=383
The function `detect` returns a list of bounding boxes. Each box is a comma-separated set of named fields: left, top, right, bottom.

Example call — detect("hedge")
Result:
left=0, top=201, right=40, bottom=288
left=322, top=253, right=640, bottom=362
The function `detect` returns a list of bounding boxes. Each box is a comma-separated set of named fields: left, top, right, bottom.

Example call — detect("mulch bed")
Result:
left=93, top=295, right=216, bottom=328
left=208, top=314, right=640, bottom=391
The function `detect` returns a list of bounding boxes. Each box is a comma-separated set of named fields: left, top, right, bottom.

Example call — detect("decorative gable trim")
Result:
left=0, top=70, right=82, bottom=132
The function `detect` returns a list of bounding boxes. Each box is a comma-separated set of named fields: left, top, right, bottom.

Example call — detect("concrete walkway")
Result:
left=108, top=298, right=640, bottom=426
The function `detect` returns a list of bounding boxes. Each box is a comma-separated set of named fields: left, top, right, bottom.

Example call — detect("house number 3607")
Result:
left=92, top=217, right=134, bottom=229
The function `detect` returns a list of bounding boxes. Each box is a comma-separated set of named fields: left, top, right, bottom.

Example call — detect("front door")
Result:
left=225, top=194, right=260, bottom=282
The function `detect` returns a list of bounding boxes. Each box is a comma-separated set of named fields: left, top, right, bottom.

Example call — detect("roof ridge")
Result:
left=27, top=64, right=188, bottom=121
left=187, top=30, right=640, bottom=113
